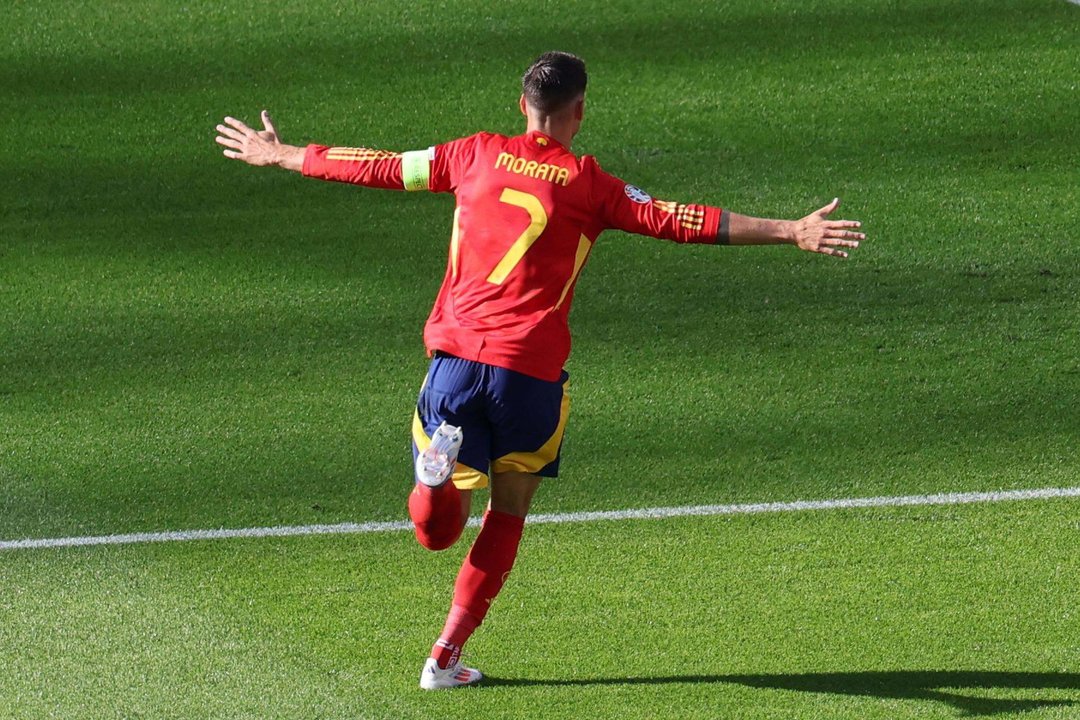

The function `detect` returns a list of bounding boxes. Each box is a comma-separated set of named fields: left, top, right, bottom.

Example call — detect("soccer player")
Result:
left=215, top=51, right=863, bottom=690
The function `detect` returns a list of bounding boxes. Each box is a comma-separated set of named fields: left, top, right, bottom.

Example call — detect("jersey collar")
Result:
left=525, top=130, right=565, bottom=150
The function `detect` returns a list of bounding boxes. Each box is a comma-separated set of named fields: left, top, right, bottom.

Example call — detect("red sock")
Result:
left=430, top=606, right=480, bottom=669
left=430, top=510, right=525, bottom=667
left=408, top=481, right=465, bottom=551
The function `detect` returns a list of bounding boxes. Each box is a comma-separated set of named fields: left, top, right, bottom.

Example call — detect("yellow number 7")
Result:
left=486, top=188, right=548, bottom=285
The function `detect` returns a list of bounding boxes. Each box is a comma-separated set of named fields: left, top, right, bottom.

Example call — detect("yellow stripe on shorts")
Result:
left=491, top=382, right=571, bottom=475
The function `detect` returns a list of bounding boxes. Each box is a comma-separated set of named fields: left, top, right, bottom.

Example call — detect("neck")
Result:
left=526, top=116, right=576, bottom=149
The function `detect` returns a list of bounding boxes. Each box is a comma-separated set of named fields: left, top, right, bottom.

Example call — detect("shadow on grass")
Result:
left=482, top=670, right=1080, bottom=716
left=2, top=0, right=1066, bottom=98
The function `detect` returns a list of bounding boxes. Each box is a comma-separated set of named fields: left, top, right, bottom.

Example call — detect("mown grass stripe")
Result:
left=3, top=486, right=1078, bottom=552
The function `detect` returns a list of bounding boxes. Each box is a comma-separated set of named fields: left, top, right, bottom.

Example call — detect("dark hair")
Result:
left=522, top=51, right=587, bottom=114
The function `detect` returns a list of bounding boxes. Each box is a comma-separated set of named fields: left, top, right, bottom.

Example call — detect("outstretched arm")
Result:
left=599, top=171, right=864, bottom=259
left=215, top=111, right=430, bottom=191
left=723, top=198, right=863, bottom=259
left=215, top=111, right=305, bottom=171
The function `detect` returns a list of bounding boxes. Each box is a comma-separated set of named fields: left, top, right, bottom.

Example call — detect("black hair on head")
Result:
left=522, top=51, right=587, bottom=114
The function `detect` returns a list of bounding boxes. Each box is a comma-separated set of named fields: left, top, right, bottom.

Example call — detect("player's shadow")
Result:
left=483, top=670, right=1080, bottom=716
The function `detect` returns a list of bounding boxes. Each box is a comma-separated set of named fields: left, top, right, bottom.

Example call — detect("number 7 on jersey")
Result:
left=486, top=188, right=548, bottom=285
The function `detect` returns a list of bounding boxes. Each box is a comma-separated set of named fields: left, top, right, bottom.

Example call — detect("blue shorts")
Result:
left=412, top=353, right=571, bottom=490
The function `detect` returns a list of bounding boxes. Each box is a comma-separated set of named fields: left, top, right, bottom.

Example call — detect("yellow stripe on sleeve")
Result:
left=325, top=147, right=400, bottom=161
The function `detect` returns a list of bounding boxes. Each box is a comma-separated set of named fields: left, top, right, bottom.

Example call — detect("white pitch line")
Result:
left=2, top=486, right=1079, bottom=552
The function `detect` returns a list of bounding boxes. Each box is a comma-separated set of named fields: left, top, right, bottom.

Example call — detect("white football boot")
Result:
left=419, top=657, right=484, bottom=690
left=415, top=422, right=463, bottom=488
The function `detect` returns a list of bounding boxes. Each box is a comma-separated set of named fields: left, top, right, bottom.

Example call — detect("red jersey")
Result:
left=303, top=131, right=724, bottom=381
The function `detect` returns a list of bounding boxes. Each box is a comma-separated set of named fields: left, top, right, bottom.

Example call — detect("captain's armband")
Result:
left=401, top=147, right=434, bottom=191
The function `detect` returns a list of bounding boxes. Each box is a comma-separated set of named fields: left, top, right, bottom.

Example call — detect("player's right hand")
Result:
left=215, top=110, right=284, bottom=166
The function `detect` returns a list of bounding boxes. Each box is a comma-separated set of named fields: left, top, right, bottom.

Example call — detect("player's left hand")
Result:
left=215, top=110, right=284, bottom=166
left=792, top=198, right=864, bottom=258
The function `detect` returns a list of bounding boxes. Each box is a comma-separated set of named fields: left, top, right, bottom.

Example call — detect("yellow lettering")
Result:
left=493, top=152, right=571, bottom=186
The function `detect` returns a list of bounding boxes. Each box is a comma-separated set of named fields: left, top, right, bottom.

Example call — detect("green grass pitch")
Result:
left=1, top=0, right=1078, bottom=717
